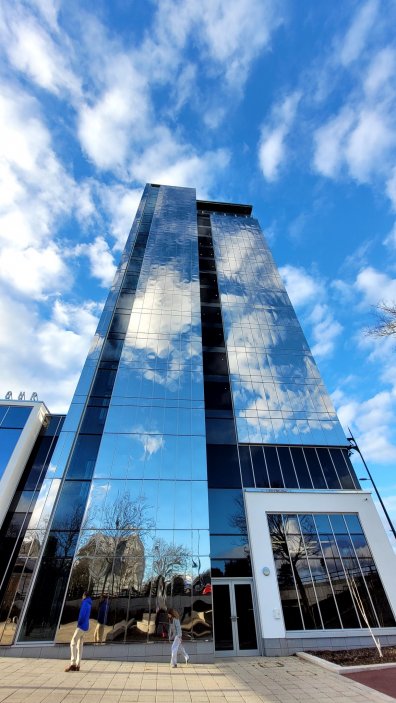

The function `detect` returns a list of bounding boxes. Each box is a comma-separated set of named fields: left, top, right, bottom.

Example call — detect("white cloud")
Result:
left=0, top=244, right=69, bottom=298
left=75, top=236, right=116, bottom=288
left=335, top=387, right=396, bottom=463
left=145, top=0, right=282, bottom=89
left=0, top=84, right=81, bottom=297
left=129, top=128, right=230, bottom=197
left=78, top=55, right=150, bottom=171
left=339, top=0, right=379, bottom=66
left=355, top=266, right=396, bottom=306
left=364, top=47, right=396, bottom=97
left=313, top=108, right=353, bottom=178
left=97, top=184, right=142, bottom=250
left=258, top=92, right=300, bottom=181
left=345, top=109, right=394, bottom=181
left=0, top=295, right=100, bottom=412
left=386, top=167, right=396, bottom=211
left=384, top=222, right=396, bottom=249
left=279, top=264, right=322, bottom=307
left=309, top=304, right=343, bottom=359
left=0, top=5, right=80, bottom=97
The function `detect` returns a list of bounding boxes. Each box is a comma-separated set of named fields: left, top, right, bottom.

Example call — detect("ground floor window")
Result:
left=268, top=512, right=395, bottom=631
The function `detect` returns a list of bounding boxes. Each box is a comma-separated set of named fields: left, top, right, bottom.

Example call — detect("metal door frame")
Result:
left=212, top=577, right=260, bottom=656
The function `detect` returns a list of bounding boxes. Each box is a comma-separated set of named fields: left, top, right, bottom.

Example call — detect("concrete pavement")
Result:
left=0, top=655, right=394, bottom=703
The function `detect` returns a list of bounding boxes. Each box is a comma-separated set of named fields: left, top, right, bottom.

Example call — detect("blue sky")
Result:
left=1, top=0, right=396, bottom=542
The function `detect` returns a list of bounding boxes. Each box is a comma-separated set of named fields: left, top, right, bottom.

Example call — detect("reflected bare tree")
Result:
left=152, top=538, right=189, bottom=581
left=268, top=515, right=322, bottom=627
left=74, top=492, right=154, bottom=597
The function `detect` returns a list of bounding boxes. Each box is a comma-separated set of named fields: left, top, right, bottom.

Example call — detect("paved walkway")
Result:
left=0, top=656, right=394, bottom=703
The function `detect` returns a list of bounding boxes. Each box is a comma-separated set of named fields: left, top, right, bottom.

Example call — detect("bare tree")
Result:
left=367, top=302, right=396, bottom=337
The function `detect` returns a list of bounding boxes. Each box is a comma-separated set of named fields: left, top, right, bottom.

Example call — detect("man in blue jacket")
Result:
left=65, top=591, right=92, bottom=672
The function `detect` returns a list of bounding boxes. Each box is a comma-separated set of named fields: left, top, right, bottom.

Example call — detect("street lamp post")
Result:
left=347, top=427, right=396, bottom=541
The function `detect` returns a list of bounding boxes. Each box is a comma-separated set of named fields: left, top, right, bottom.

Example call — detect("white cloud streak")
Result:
left=258, top=92, right=300, bottom=181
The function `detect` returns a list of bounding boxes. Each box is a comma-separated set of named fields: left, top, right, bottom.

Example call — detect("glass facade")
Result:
left=17, top=185, right=211, bottom=645
left=0, top=405, right=33, bottom=480
left=0, top=413, right=64, bottom=645
left=268, top=513, right=396, bottom=631
left=1, top=184, right=392, bottom=652
left=211, top=214, right=346, bottom=446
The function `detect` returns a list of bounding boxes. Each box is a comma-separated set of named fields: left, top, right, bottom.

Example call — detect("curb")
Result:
left=297, top=651, right=396, bottom=674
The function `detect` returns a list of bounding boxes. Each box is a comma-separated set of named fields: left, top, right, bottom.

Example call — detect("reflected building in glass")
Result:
left=1, top=184, right=396, bottom=659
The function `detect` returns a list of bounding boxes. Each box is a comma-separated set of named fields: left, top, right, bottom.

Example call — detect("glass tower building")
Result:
left=2, top=184, right=396, bottom=659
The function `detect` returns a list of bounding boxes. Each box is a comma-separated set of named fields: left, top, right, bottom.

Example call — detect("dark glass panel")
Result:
left=51, top=481, right=90, bottom=531
left=264, top=446, right=283, bottom=488
left=318, top=533, right=340, bottom=560
left=329, top=449, right=355, bottom=489
left=238, top=446, right=254, bottom=487
left=211, top=559, right=251, bottom=577
left=1, top=406, right=32, bottom=428
left=210, top=534, right=248, bottom=559
left=18, top=557, right=73, bottom=642
left=44, top=530, right=79, bottom=558
left=213, top=584, right=233, bottom=650
left=199, top=246, right=214, bottom=258
left=79, top=405, right=108, bottom=434
left=202, top=326, right=225, bottom=348
left=341, top=558, right=377, bottom=627
left=334, top=534, right=355, bottom=558
left=235, top=584, right=257, bottom=649
left=206, top=445, right=241, bottom=488
left=308, top=558, right=341, bottom=628
left=205, top=418, right=236, bottom=445
left=340, top=449, right=360, bottom=488
left=116, top=292, right=135, bottom=311
left=90, top=369, right=117, bottom=398
left=101, top=338, right=124, bottom=362
left=292, top=557, right=321, bottom=629
left=108, top=313, right=130, bottom=336
left=199, top=272, right=217, bottom=287
left=350, top=534, right=370, bottom=558
left=24, top=436, right=53, bottom=489
left=123, top=273, right=139, bottom=291
left=316, top=448, right=341, bottom=489
left=208, top=489, right=245, bottom=534
left=201, top=306, right=222, bottom=324
left=277, top=447, right=298, bottom=488
left=363, top=569, right=396, bottom=627
left=290, top=448, right=313, bottom=489
left=324, top=557, right=360, bottom=628
left=127, top=259, right=142, bottom=274
left=0, top=557, right=37, bottom=645
left=203, top=352, right=228, bottom=376
left=250, top=446, right=268, bottom=488
left=199, top=260, right=216, bottom=271
left=304, top=448, right=326, bottom=489
left=66, top=435, right=102, bottom=480
left=273, top=556, right=304, bottom=630
left=204, top=381, right=232, bottom=410
left=200, top=287, right=220, bottom=304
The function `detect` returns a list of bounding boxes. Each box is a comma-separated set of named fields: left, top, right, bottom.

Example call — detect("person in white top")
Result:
left=167, top=608, right=190, bottom=668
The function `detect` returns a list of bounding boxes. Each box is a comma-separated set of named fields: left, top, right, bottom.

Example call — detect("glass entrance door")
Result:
left=212, top=579, right=259, bottom=656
